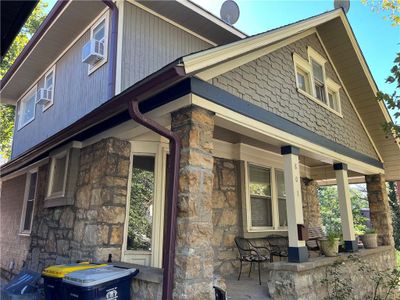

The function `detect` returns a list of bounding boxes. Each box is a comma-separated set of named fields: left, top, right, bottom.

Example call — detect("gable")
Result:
left=211, top=33, right=379, bottom=160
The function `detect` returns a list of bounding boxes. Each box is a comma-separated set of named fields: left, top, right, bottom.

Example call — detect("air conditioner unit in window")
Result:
left=82, top=39, right=104, bottom=65
left=36, top=88, right=52, bottom=105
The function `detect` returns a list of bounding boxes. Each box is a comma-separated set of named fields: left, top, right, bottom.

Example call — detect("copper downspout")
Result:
left=101, top=0, right=118, bottom=98
left=128, top=66, right=186, bottom=300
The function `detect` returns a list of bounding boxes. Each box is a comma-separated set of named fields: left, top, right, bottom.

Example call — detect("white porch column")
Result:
left=334, top=163, right=358, bottom=252
left=281, top=146, right=308, bottom=263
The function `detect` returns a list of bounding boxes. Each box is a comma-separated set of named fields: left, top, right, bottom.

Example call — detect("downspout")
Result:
left=102, top=0, right=118, bottom=98
left=128, top=65, right=186, bottom=300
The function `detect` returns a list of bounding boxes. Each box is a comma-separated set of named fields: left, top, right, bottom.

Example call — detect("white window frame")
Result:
left=88, top=12, right=109, bottom=75
left=46, top=149, right=69, bottom=199
left=122, top=140, right=168, bottom=268
left=42, top=65, right=56, bottom=112
left=19, top=169, right=38, bottom=235
left=293, top=47, right=342, bottom=117
left=16, top=85, right=37, bottom=130
left=245, top=161, right=287, bottom=233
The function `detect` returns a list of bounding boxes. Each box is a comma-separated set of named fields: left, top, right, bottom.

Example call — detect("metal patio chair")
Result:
left=264, top=235, right=289, bottom=262
left=234, top=237, right=270, bottom=285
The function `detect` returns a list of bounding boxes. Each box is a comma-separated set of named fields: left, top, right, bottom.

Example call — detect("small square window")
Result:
left=43, top=66, right=55, bottom=111
left=296, top=68, right=310, bottom=93
left=17, top=86, right=36, bottom=129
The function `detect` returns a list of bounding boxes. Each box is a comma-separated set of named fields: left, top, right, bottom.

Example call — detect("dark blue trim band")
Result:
left=333, top=163, right=348, bottom=171
left=281, top=145, right=300, bottom=155
left=288, top=246, right=309, bottom=263
left=344, top=240, right=358, bottom=252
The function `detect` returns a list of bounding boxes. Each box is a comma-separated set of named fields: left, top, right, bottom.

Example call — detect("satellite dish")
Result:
left=220, top=0, right=240, bottom=25
left=334, top=0, right=350, bottom=14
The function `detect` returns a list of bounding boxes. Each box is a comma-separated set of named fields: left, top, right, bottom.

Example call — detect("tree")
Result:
left=388, top=182, right=400, bottom=249
left=362, top=0, right=400, bottom=140
left=0, top=1, right=48, bottom=160
left=318, top=186, right=369, bottom=236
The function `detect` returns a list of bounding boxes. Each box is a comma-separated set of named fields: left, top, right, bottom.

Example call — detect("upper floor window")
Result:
left=293, top=47, right=342, bottom=117
left=20, top=170, right=38, bottom=235
left=84, top=13, right=109, bottom=75
left=40, top=65, right=56, bottom=111
left=17, top=85, right=36, bottom=130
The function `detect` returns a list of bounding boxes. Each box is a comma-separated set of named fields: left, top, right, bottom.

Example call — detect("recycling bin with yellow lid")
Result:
left=42, top=262, right=107, bottom=300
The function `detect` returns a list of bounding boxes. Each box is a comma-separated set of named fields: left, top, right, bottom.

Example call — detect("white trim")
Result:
left=88, top=11, right=109, bottom=75
left=0, top=157, right=49, bottom=182
left=192, top=94, right=384, bottom=175
left=315, top=32, right=384, bottom=162
left=115, top=0, right=125, bottom=94
left=1, top=7, right=109, bottom=100
left=46, top=149, right=69, bottom=199
left=293, top=52, right=312, bottom=95
left=127, top=0, right=217, bottom=46
left=16, top=84, right=37, bottom=130
left=42, top=64, right=56, bottom=112
left=19, top=168, right=38, bottom=236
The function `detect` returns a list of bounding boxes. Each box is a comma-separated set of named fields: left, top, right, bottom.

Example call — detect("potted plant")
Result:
left=361, top=228, right=378, bottom=249
left=319, top=231, right=340, bottom=257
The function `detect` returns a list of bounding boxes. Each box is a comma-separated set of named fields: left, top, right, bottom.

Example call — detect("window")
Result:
left=47, top=150, right=69, bottom=199
left=293, top=47, right=342, bottom=116
left=20, top=170, right=38, bottom=235
left=17, top=85, right=36, bottom=129
left=246, top=163, right=287, bottom=232
left=124, top=141, right=169, bottom=268
left=88, top=13, right=109, bottom=74
left=43, top=66, right=55, bottom=111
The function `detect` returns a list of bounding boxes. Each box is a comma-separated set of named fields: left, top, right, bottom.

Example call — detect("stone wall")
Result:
left=301, top=179, right=322, bottom=228
left=26, top=138, right=131, bottom=271
left=266, top=247, right=397, bottom=300
left=211, top=158, right=242, bottom=275
left=0, top=174, right=30, bottom=279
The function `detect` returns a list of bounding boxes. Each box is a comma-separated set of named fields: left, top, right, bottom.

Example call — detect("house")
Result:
left=1, top=0, right=399, bottom=299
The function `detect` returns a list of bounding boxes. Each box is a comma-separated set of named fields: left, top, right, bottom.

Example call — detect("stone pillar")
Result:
left=301, top=178, right=322, bottom=228
left=171, top=105, right=215, bottom=299
left=365, top=174, right=394, bottom=246
left=281, top=146, right=308, bottom=263
left=334, top=163, right=357, bottom=252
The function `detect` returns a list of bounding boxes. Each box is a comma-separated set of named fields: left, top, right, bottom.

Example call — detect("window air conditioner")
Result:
left=36, top=88, right=52, bottom=105
left=82, top=39, right=105, bottom=65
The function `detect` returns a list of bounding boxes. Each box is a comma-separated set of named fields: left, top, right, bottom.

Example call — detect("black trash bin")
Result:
left=62, top=266, right=139, bottom=300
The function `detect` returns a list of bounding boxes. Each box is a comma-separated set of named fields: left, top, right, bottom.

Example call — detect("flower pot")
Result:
left=361, top=233, right=378, bottom=249
left=319, top=238, right=340, bottom=257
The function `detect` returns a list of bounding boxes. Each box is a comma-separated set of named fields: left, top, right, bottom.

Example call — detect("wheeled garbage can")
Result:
left=62, top=266, right=139, bottom=300
left=42, top=262, right=107, bottom=300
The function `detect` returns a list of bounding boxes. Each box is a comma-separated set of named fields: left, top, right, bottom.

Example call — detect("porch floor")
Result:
left=225, top=273, right=271, bottom=300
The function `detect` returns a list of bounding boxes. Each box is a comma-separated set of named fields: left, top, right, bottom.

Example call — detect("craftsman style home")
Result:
left=1, top=1, right=399, bottom=299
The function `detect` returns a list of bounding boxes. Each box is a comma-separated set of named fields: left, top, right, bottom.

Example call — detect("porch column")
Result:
left=334, top=163, right=357, bottom=252
left=365, top=174, right=394, bottom=246
left=281, top=146, right=308, bottom=263
left=171, top=105, right=215, bottom=299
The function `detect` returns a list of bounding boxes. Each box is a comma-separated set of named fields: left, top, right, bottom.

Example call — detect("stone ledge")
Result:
left=112, top=262, right=163, bottom=284
left=265, top=246, right=395, bottom=272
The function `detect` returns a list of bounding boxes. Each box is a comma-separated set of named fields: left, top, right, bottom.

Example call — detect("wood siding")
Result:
left=12, top=28, right=109, bottom=158
left=211, top=33, right=379, bottom=160
left=121, top=2, right=212, bottom=90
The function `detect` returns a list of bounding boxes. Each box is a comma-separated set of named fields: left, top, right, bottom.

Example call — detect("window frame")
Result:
left=16, top=85, right=37, bottom=130
left=292, top=47, right=342, bottom=117
left=88, top=12, right=109, bottom=75
left=42, top=65, right=56, bottom=112
left=19, top=169, right=38, bottom=236
left=46, top=149, right=69, bottom=199
left=245, top=161, right=287, bottom=233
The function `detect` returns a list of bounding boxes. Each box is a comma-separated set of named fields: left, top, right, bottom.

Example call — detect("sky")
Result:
left=44, top=0, right=398, bottom=117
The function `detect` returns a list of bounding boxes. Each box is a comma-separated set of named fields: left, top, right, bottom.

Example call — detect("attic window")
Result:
left=292, top=47, right=342, bottom=117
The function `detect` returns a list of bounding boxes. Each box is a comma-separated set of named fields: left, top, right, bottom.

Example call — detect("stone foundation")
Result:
left=26, top=138, right=130, bottom=271
left=266, top=246, right=397, bottom=300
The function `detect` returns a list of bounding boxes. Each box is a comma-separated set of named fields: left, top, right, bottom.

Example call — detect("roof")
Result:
left=1, top=0, right=38, bottom=59
left=1, top=8, right=399, bottom=181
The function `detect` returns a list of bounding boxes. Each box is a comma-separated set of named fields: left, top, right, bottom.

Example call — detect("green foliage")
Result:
left=388, top=182, right=400, bottom=250
left=127, top=167, right=154, bottom=251
left=365, top=227, right=378, bottom=234
left=318, top=186, right=369, bottom=237
left=0, top=1, right=48, bottom=161
left=362, top=0, right=400, bottom=26
left=321, top=255, right=400, bottom=300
